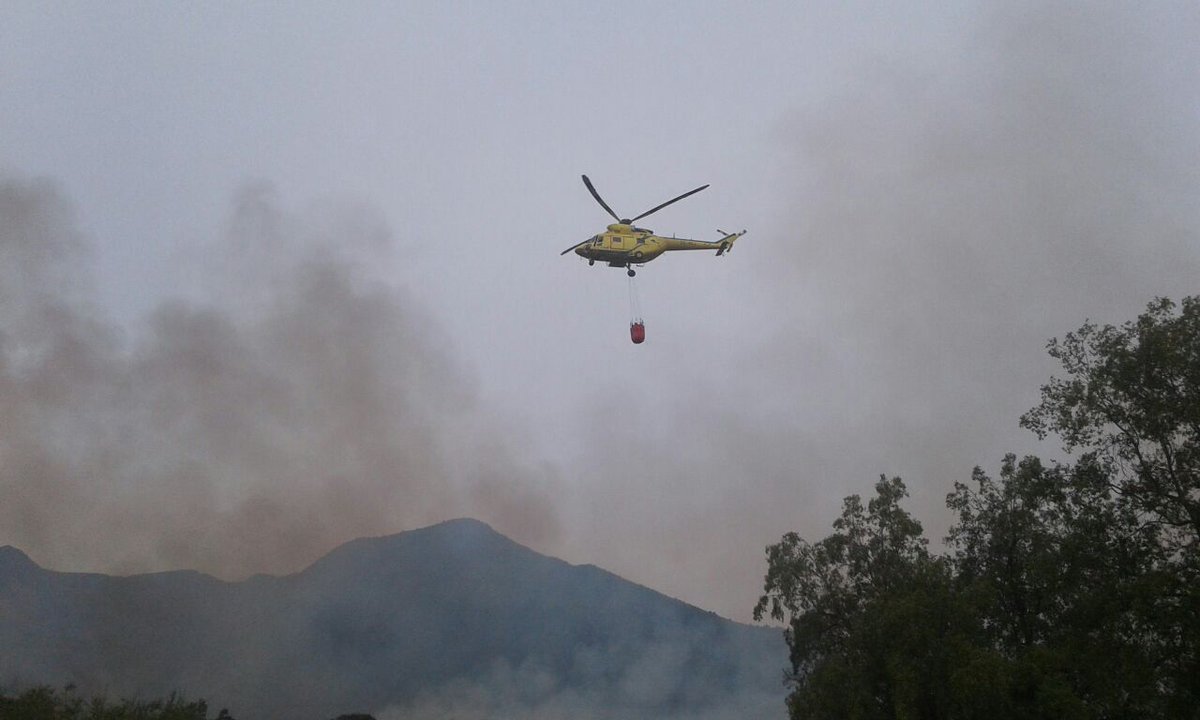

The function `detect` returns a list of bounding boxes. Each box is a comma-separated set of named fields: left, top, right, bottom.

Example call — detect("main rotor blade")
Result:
left=582, top=175, right=622, bottom=223
left=561, top=238, right=589, bottom=255
left=630, top=184, right=709, bottom=223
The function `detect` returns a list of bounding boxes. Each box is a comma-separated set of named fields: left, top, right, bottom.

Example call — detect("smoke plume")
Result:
left=0, top=177, right=560, bottom=579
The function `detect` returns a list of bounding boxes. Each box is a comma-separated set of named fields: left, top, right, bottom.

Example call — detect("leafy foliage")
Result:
left=759, top=297, right=1200, bottom=719
left=0, top=685, right=227, bottom=720
left=1020, top=296, right=1200, bottom=711
left=1020, top=296, right=1200, bottom=553
left=754, top=476, right=929, bottom=668
left=947, top=456, right=1171, bottom=717
left=755, top=477, right=970, bottom=719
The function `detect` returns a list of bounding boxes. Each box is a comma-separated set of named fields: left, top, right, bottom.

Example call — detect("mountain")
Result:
left=0, top=519, right=785, bottom=719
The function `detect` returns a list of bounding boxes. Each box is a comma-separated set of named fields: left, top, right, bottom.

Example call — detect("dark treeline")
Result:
left=0, top=686, right=228, bottom=720
left=757, top=297, right=1200, bottom=720
left=0, top=686, right=379, bottom=720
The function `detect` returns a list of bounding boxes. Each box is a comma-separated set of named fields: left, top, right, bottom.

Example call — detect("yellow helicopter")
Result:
left=561, top=175, right=746, bottom=276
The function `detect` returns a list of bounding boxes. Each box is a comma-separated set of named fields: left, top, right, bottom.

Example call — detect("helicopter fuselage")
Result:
left=572, top=223, right=743, bottom=267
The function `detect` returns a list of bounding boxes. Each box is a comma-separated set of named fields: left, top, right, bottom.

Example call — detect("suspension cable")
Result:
left=627, top=274, right=643, bottom=323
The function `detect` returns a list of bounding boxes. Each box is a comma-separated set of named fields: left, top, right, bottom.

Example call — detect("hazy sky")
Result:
left=2, top=1, right=1198, bottom=622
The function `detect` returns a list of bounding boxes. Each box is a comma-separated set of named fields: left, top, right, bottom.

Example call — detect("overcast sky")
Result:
left=2, top=1, right=1198, bottom=623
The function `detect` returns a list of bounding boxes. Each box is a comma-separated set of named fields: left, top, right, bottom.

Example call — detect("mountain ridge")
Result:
left=0, top=518, right=784, bottom=719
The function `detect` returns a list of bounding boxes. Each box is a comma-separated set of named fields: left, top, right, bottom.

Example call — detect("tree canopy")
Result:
left=1021, top=296, right=1200, bottom=555
left=0, top=686, right=226, bottom=720
left=758, top=297, right=1200, bottom=720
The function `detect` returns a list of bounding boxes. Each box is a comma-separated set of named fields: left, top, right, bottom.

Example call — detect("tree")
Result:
left=758, top=297, right=1200, bottom=719
left=1020, top=296, right=1200, bottom=714
left=1020, top=296, right=1200, bottom=553
left=947, top=455, right=1166, bottom=718
left=756, top=476, right=971, bottom=720
left=0, top=685, right=217, bottom=720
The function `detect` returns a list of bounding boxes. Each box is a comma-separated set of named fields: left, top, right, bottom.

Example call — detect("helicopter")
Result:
left=561, top=175, right=746, bottom=276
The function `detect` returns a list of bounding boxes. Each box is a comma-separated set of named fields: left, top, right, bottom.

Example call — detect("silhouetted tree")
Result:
left=1020, top=296, right=1200, bottom=713
left=0, top=686, right=215, bottom=720
left=1022, top=296, right=1200, bottom=552
left=947, top=455, right=1167, bottom=717
left=759, top=297, right=1200, bottom=719
left=756, top=477, right=971, bottom=719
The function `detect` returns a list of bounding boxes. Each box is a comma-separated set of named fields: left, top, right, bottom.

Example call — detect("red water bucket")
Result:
left=630, top=321, right=645, bottom=344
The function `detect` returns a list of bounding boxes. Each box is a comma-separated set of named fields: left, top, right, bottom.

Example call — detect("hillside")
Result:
left=0, top=519, right=784, bottom=719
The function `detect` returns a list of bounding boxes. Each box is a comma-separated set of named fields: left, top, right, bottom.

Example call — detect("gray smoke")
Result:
left=0, top=177, right=561, bottom=579
left=556, top=1, right=1200, bottom=621
left=375, top=635, right=781, bottom=720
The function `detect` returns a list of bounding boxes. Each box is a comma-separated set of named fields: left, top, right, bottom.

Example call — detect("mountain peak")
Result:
left=418, top=516, right=500, bottom=536
left=300, top=517, right=529, bottom=580
left=0, top=545, right=38, bottom=574
left=348, top=517, right=512, bottom=552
